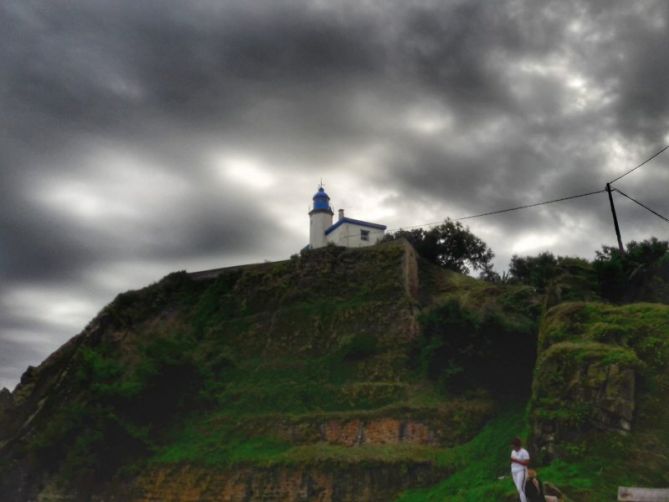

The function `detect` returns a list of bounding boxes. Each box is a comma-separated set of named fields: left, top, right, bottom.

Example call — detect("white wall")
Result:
left=326, top=223, right=384, bottom=248
left=309, top=211, right=333, bottom=248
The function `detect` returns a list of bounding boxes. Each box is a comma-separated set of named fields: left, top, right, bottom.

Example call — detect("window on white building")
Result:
left=360, top=229, right=370, bottom=241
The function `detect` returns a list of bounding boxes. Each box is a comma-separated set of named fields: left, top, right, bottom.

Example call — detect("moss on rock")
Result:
left=529, top=301, right=669, bottom=494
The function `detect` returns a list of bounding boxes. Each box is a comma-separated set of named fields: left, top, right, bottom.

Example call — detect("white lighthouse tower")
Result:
left=309, top=186, right=334, bottom=249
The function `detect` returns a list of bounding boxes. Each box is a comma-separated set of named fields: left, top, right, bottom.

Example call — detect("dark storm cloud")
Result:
left=575, top=2, right=669, bottom=143
left=2, top=0, right=669, bottom=389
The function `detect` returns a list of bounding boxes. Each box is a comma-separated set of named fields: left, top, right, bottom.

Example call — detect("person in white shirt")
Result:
left=510, top=437, right=530, bottom=502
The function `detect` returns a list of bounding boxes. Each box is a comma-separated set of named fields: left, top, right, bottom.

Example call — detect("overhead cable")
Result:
left=608, top=145, right=669, bottom=184
left=455, top=189, right=606, bottom=221
left=386, top=189, right=606, bottom=232
left=614, top=188, right=669, bottom=224
left=385, top=144, right=668, bottom=233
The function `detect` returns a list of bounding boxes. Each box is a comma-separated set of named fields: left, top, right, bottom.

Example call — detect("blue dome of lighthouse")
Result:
left=311, top=187, right=333, bottom=213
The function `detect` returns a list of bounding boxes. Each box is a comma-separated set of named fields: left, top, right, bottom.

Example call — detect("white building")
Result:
left=308, top=186, right=386, bottom=249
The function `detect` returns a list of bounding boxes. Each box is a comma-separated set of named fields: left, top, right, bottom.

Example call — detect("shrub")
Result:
left=594, top=237, right=669, bottom=303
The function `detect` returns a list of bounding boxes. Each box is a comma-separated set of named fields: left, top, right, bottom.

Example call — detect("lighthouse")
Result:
left=309, top=186, right=334, bottom=249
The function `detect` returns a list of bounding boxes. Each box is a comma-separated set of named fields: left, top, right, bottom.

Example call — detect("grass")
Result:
left=150, top=395, right=496, bottom=469
left=152, top=398, right=661, bottom=500
left=152, top=420, right=291, bottom=467
left=396, top=403, right=528, bottom=501
left=394, top=403, right=646, bottom=501
left=152, top=412, right=446, bottom=468
left=540, top=302, right=669, bottom=355
left=155, top=400, right=646, bottom=500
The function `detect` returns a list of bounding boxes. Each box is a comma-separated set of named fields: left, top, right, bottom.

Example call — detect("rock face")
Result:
left=529, top=302, right=669, bottom=464
left=233, top=399, right=494, bottom=448
left=531, top=344, right=637, bottom=460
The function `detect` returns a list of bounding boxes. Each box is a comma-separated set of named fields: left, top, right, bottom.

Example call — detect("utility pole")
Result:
left=606, top=183, right=625, bottom=254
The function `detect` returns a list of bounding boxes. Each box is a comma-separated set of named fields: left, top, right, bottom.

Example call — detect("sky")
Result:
left=1, top=0, right=669, bottom=390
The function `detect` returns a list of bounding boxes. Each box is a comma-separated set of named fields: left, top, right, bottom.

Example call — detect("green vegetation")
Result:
left=15, top=239, right=549, bottom=497
left=539, top=302, right=669, bottom=362
left=508, top=237, right=669, bottom=305
left=416, top=283, right=540, bottom=395
left=398, top=401, right=667, bottom=501
left=529, top=301, right=669, bottom=500
left=397, top=404, right=527, bottom=501
left=18, top=243, right=426, bottom=485
left=153, top=416, right=445, bottom=468
left=384, top=218, right=495, bottom=277
left=594, top=237, right=669, bottom=303
left=7, top=234, right=669, bottom=501
left=153, top=420, right=291, bottom=467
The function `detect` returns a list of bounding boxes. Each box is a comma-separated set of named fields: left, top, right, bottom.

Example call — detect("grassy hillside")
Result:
left=1, top=241, right=542, bottom=501
left=4, top=239, right=665, bottom=501
left=397, top=403, right=528, bottom=501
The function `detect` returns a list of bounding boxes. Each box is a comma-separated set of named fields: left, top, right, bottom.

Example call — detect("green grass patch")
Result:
left=153, top=415, right=444, bottom=468
left=152, top=419, right=290, bottom=467
left=397, top=403, right=528, bottom=501
left=540, top=303, right=669, bottom=360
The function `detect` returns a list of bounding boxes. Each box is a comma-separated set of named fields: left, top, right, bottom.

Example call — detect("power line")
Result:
left=386, top=219, right=444, bottom=232
left=384, top=144, right=667, bottom=234
left=608, top=144, right=669, bottom=184
left=614, top=188, right=669, bottom=224
left=455, top=189, right=606, bottom=221
left=386, top=189, right=606, bottom=232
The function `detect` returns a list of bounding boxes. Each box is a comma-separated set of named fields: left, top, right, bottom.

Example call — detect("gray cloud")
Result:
left=1, top=0, right=669, bottom=389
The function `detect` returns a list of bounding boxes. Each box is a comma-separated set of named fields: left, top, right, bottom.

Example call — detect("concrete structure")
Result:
left=308, top=186, right=386, bottom=249
left=618, top=487, right=669, bottom=501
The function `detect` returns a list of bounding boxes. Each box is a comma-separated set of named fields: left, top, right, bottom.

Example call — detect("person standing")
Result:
left=510, top=437, right=530, bottom=502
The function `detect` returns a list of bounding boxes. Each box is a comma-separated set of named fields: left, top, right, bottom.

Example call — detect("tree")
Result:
left=594, top=237, right=669, bottom=303
left=385, top=219, right=494, bottom=275
left=508, top=252, right=559, bottom=292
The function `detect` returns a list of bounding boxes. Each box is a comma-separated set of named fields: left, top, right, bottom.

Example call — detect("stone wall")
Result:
left=132, top=463, right=446, bottom=502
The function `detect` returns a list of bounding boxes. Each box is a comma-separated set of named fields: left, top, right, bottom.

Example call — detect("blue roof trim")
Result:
left=324, top=217, right=387, bottom=235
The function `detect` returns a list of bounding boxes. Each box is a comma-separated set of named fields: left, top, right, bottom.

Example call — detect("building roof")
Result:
left=324, top=217, right=387, bottom=235
left=310, top=187, right=333, bottom=215
left=312, top=187, right=331, bottom=210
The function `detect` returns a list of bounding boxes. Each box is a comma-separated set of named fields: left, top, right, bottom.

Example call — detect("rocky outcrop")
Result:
left=529, top=302, right=669, bottom=463
left=322, top=417, right=431, bottom=446
left=229, top=399, right=494, bottom=449
left=531, top=342, right=637, bottom=460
